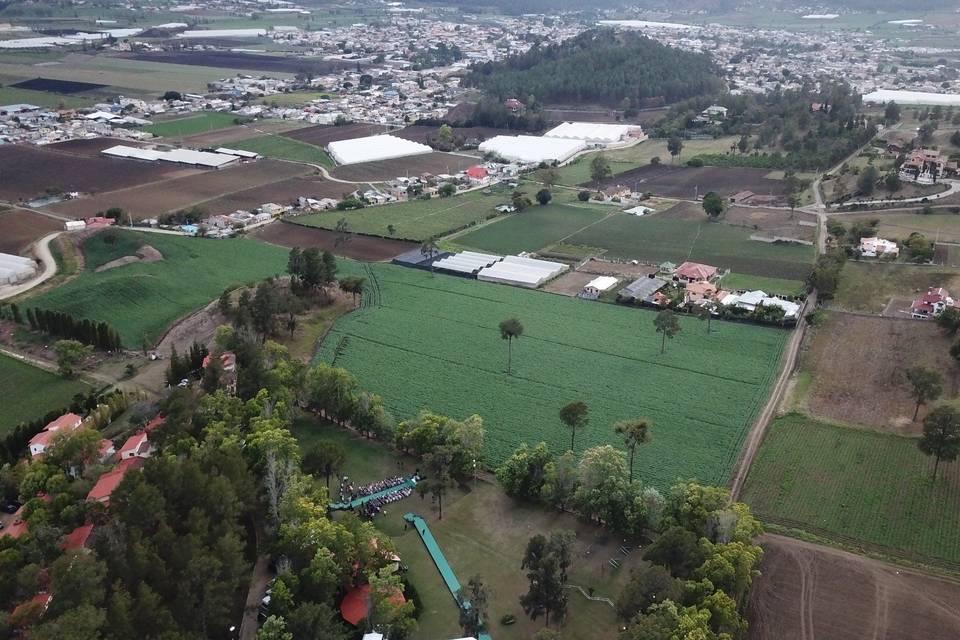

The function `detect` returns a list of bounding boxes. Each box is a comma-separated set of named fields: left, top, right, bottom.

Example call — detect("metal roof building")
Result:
left=327, top=134, right=432, bottom=165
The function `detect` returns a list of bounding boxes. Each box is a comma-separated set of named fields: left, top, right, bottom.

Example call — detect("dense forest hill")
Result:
left=463, top=30, right=724, bottom=109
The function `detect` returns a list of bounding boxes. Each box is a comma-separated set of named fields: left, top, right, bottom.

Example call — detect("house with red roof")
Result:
left=674, top=261, right=718, bottom=283
left=10, top=592, right=52, bottom=628
left=1, top=504, right=29, bottom=539
left=118, top=431, right=152, bottom=460
left=98, top=439, right=116, bottom=463
left=28, top=413, right=83, bottom=457
left=465, top=166, right=489, bottom=184
left=60, top=523, right=95, bottom=552
left=86, top=458, right=143, bottom=504
left=202, top=351, right=238, bottom=395
left=144, top=414, right=165, bottom=433
left=340, top=583, right=406, bottom=627
left=911, top=287, right=958, bottom=319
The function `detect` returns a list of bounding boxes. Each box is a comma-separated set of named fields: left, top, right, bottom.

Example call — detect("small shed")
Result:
left=580, top=275, right=619, bottom=300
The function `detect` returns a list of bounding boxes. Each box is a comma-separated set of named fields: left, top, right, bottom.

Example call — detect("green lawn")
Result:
left=28, top=230, right=288, bottom=347
left=0, top=86, right=93, bottom=109
left=0, top=355, right=88, bottom=433
left=565, top=214, right=815, bottom=280
left=291, top=417, right=636, bottom=640
left=317, top=263, right=788, bottom=487
left=720, top=272, right=806, bottom=297
left=293, top=187, right=516, bottom=242
left=144, top=111, right=240, bottom=137
left=742, top=413, right=960, bottom=568
left=228, top=134, right=333, bottom=168
left=453, top=204, right=611, bottom=255
left=256, top=91, right=336, bottom=107
left=833, top=262, right=960, bottom=314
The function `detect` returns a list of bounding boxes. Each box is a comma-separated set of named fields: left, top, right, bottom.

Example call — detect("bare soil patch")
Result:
left=578, top=258, right=657, bottom=279
left=542, top=271, right=598, bottom=296
left=748, top=534, right=960, bottom=640
left=121, top=51, right=357, bottom=75
left=282, top=123, right=393, bottom=147
left=253, top=221, right=415, bottom=261
left=44, top=137, right=154, bottom=158
left=662, top=202, right=817, bottom=242
left=178, top=120, right=309, bottom=147
left=802, top=312, right=959, bottom=433
left=330, top=152, right=478, bottom=182
left=203, top=177, right=351, bottom=216
left=94, top=244, right=163, bottom=272
left=44, top=160, right=312, bottom=221
left=592, top=164, right=788, bottom=202
left=0, top=144, right=193, bottom=202
left=0, top=210, right=62, bottom=255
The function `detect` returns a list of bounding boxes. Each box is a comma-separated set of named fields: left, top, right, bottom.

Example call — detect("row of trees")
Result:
left=3, top=304, right=123, bottom=351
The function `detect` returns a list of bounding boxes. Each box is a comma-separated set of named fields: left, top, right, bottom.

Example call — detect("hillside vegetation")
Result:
left=465, top=30, right=723, bottom=109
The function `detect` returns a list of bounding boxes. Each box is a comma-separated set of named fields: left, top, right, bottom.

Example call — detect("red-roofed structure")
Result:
left=60, top=523, right=94, bottom=551
left=118, top=431, right=152, bottom=460
left=98, top=439, right=115, bottom=462
left=911, top=286, right=958, bottom=319
left=28, top=413, right=83, bottom=457
left=340, top=584, right=405, bottom=627
left=144, top=414, right=165, bottom=433
left=674, top=261, right=718, bottom=283
left=466, top=166, right=488, bottom=181
left=87, top=458, right=143, bottom=504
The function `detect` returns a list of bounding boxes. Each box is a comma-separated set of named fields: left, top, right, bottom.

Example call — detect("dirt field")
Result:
left=202, top=177, right=351, bottom=216
left=748, top=534, right=960, bottom=640
left=11, top=77, right=105, bottom=93
left=0, top=209, right=62, bottom=254
left=593, top=164, right=789, bottom=202
left=122, top=51, right=358, bottom=75
left=179, top=120, right=310, bottom=147
left=662, top=201, right=817, bottom=242
left=43, top=137, right=153, bottom=157
left=282, top=123, right=395, bottom=147
left=44, top=160, right=312, bottom=220
left=801, top=312, right=959, bottom=433
left=578, top=258, right=658, bottom=279
left=0, top=144, right=195, bottom=202
left=542, top=271, right=599, bottom=296
left=330, top=152, right=478, bottom=182
left=253, top=221, right=415, bottom=261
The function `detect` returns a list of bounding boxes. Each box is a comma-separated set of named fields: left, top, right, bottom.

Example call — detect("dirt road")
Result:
left=0, top=232, right=60, bottom=301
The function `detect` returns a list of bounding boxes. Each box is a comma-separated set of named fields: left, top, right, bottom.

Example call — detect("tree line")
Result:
left=1, top=304, right=123, bottom=351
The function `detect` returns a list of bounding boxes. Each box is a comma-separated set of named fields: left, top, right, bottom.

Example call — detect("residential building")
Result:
left=580, top=276, right=619, bottom=300
left=859, top=236, right=899, bottom=258
left=674, top=261, right=719, bottom=283
left=911, top=287, right=957, bottom=319
left=28, top=413, right=83, bottom=457
left=118, top=431, right=152, bottom=460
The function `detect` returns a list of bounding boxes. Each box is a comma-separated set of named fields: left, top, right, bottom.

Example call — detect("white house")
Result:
left=580, top=276, right=619, bottom=300
left=860, top=236, right=899, bottom=258
left=28, top=413, right=83, bottom=457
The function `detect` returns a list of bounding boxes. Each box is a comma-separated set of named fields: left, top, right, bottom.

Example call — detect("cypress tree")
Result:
left=26, top=307, right=37, bottom=330
left=10, top=304, right=21, bottom=324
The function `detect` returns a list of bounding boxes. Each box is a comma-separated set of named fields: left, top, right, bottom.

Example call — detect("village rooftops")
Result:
left=674, top=261, right=718, bottom=282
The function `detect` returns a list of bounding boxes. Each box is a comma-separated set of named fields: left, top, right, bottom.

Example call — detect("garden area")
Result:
left=0, top=354, right=89, bottom=432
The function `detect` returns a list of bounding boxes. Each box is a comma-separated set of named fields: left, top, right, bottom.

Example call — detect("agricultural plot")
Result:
left=832, top=262, right=960, bottom=314
left=843, top=211, right=960, bottom=246
left=227, top=134, right=333, bottom=168
left=292, top=187, right=514, bottom=241
left=591, top=164, right=789, bottom=202
left=330, top=152, right=478, bottom=182
left=0, top=85, right=93, bottom=108
left=144, top=111, right=240, bottom=138
left=124, top=51, right=354, bottom=75
left=453, top=204, right=611, bottom=255
left=10, top=77, right=106, bottom=93
left=202, top=177, right=348, bottom=216
left=28, top=230, right=288, bottom=346
left=253, top=223, right=415, bottom=262
left=0, top=209, right=62, bottom=255
left=565, top=214, right=815, bottom=281
left=741, top=413, right=960, bottom=568
left=0, top=355, right=88, bottom=434
left=282, top=123, right=393, bottom=147
left=317, top=264, right=788, bottom=488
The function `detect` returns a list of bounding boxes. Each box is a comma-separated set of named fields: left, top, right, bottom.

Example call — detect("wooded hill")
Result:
left=464, top=30, right=724, bottom=109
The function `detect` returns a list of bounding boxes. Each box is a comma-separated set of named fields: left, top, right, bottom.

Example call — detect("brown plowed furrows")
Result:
left=747, top=535, right=960, bottom=640
left=253, top=222, right=416, bottom=262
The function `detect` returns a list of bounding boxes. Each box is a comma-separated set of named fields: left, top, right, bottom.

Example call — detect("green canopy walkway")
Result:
left=328, top=477, right=417, bottom=511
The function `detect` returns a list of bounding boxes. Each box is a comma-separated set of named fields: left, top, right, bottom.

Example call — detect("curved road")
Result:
left=0, top=231, right=60, bottom=301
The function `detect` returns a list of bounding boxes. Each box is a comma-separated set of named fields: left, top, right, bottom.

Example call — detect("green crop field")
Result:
left=144, top=111, right=240, bottom=137
left=293, top=187, right=516, bottom=241
left=742, top=413, right=960, bottom=567
left=720, top=272, right=806, bottom=297
left=317, top=264, right=787, bottom=488
left=0, top=86, right=94, bottom=109
left=228, top=134, right=333, bottom=168
left=28, top=230, right=288, bottom=346
left=833, top=262, right=960, bottom=314
left=453, top=204, right=611, bottom=254
left=0, top=355, right=89, bottom=433
left=564, top=214, right=815, bottom=280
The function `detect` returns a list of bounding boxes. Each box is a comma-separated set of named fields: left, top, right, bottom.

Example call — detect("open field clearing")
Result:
left=121, top=51, right=355, bottom=75
left=227, top=134, right=333, bottom=168
left=0, top=144, right=194, bottom=202
left=44, top=137, right=152, bottom=158
left=719, top=272, right=807, bottom=297
left=253, top=222, right=415, bottom=261
left=317, top=264, right=787, bottom=485
left=28, top=230, right=288, bottom=346
left=0, top=353, right=89, bottom=433
left=291, top=418, right=631, bottom=640
left=565, top=214, right=815, bottom=280
left=800, top=313, right=959, bottom=433
left=592, top=164, right=790, bottom=202
left=44, top=159, right=311, bottom=221
left=0, top=85, right=94, bottom=108
left=144, top=111, right=240, bottom=137
left=292, top=187, right=515, bottom=241
left=741, top=413, right=960, bottom=568
left=832, top=262, right=960, bottom=314
left=453, top=204, right=611, bottom=255
left=176, top=120, right=310, bottom=147
left=747, top=534, right=960, bottom=640
left=0, top=53, right=291, bottom=95
left=841, top=211, right=960, bottom=245
left=330, top=152, right=479, bottom=182
left=282, top=122, right=394, bottom=147
left=662, top=201, right=817, bottom=242
left=0, top=209, right=62, bottom=255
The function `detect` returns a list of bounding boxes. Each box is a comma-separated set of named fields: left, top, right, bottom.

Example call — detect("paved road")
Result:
left=0, top=231, right=60, bottom=301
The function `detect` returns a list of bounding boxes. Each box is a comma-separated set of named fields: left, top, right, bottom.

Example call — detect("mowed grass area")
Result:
left=28, top=230, right=288, bottom=347
left=742, top=413, right=960, bottom=567
left=228, top=134, right=333, bottom=168
left=291, top=417, right=635, bottom=640
left=0, top=355, right=89, bottom=433
left=144, top=111, right=240, bottom=137
left=318, top=263, right=787, bottom=487
left=833, top=262, right=960, bottom=314
left=453, top=203, right=611, bottom=255
left=844, top=212, right=960, bottom=245
left=720, top=272, right=807, bottom=297
left=293, top=187, right=516, bottom=241
left=566, top=214, right=815, bottom=281
left=0, top=85, right=93, bottom=109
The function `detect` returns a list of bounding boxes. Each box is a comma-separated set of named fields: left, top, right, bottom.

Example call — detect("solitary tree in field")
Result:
left=906, top=366, right=943, bottom=421
left=560, top=401, right=589, bottom=453
left=423, top=444, right=456, bottom=519
left=499, top=317, right=524, bottom=374
left=653, top=310, right=681, bottom=354
left=692, top=303, right=713, bottom=333
left=302, top=441, right=346, bottom=488
left=787, top=192, right=802, bottom=219
left=421, top=236, right=439, bottom=274
left=614, top=419, right=651, bottom=483
left=537, top=167, right=560, bottom=189
left=702, top=191, right=726, bottom=220
left=936, top=307, right=960, bottom=335
left=667, top=136, right=684, bottom=164
left=590, top=154, right=612, bottom=191
left=918, top=405, right=960, bottom=481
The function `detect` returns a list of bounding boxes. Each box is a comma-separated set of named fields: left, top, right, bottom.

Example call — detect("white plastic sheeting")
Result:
left=0, top=252, right=37, bottom=285
left=432, top=251, right=501, bottom=275
left=478, top=135, right=586, bottom=165
left=477, top=255, right=567, bottom=288
left=545, top=122, right=642, bottom=144
left=327, top=134, right=432, bottom=165
left=101, top=145, right=239, bottom=168
left=863, top=90, right=960, bottom=106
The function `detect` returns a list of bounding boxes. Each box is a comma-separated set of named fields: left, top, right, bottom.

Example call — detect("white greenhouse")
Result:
left=545, top=122, right=646, bottom=145
left=478, top=135, right=586, bottom=165
left=0, top=252, right=37, bottom=286
left=327, top=135, right=432, bottom=165
left=477, top=255, right=567, bottom=288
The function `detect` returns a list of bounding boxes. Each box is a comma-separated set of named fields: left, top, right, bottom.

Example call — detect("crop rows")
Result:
left=318, top=264, right=787, bottom=489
